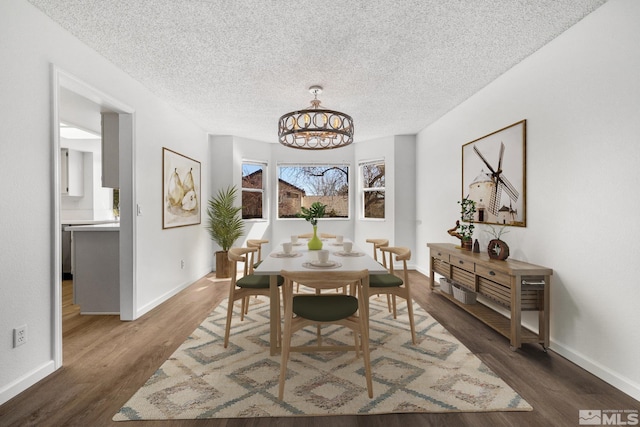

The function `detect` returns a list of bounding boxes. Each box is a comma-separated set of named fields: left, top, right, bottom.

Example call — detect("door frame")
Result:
left=51, top=66, right=136, bottom=368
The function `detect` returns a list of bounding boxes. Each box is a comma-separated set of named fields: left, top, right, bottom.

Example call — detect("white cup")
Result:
left=291, top=235, right=298, bottom=244
left=343, top=241, right=353, bottom=253
left=335, top=235, right=344, bottom=243
left=317, top=250, right=330, bottom=263
left=282, top=242, right=293, bottom=254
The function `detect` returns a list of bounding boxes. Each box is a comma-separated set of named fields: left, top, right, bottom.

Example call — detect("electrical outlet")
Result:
left=180, top=260, right=185, bottom=269
left=14, top=325, right=27, bottom=348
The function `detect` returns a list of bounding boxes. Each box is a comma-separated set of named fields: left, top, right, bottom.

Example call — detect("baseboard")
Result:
left=135, top=269, right=211, bottom=319
left=0, top=360, right=56, bottom=406
left=551, top=341, right=640, bottom=402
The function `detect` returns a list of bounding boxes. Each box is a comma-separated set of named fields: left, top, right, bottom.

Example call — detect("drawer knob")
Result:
left=489, top=271, right=496, bottom=276
left=459, top=260, right=464, bottom=264
left=437, top=252, right=442, bottom=256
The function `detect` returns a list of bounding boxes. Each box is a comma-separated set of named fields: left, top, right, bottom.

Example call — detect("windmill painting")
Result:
left=462, top=120, right=526, bottom=227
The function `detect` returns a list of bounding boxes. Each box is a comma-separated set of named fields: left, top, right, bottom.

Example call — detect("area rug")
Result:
left=113, top=296, right=531, bottom=420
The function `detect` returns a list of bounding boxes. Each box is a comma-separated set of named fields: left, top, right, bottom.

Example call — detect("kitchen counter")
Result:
left=67, top=223, right=120, bottom=314
left=65, top=222, right=120, bottom=232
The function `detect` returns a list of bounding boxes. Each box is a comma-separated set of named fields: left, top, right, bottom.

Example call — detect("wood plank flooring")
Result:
left=0, top=272, right=637, bottom=426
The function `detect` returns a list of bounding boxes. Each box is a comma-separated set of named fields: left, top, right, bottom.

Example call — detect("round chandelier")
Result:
left=278, top=86, right=354, bottom=150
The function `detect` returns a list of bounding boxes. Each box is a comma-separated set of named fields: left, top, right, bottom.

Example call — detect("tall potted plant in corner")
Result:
left=206, top=185, right=244, bottom=278
left=297, top=201, right=326, bottom=250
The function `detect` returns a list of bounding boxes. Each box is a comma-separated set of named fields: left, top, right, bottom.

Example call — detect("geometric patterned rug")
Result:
left=113, top=295, right=532, bottom=420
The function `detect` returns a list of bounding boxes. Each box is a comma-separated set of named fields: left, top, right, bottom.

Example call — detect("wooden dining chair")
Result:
left=224, top=247, right=284, bottom=348
left=319, top=233, right=336, bottom=239
left=278, top=269, right=373, bottom=400
left=366, top=238, right=391, bottom=310
left=366, top=238, right=389, bottom=268
left=297, top=232, right=314, bottom=238
left=367, top=246, right=417, bottom=344
left=243, top=239, right=270, bottom=314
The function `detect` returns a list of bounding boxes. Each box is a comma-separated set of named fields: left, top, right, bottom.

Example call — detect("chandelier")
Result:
left=278, top=86, right=354, bottom=150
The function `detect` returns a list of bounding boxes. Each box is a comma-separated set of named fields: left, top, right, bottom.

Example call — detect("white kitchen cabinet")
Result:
left=60, top=148, right=84, bottom=196
left=101, top=112, right=119, bottom=188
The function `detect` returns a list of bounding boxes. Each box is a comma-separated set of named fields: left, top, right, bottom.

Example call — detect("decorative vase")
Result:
left=487, top=239, right=510, bottom=260
left=461, top=239, right=473, bottom=251
left=307, top=225, right=323, bottom=250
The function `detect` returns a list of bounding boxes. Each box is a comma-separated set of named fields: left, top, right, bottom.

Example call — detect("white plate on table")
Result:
left=330, top=242, right=344, bottom=246
left=302, top=261, right=342, bottom=269
left=270, top=252, right=303, bottom=258
left=334, top=251, right=364, bottom=257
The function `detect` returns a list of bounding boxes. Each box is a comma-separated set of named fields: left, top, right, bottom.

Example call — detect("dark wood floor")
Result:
left=1, top=271, right=637, bottom=427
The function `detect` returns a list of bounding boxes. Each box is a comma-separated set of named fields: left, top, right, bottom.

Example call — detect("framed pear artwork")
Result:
left=162, top=147, right=201, bottom=229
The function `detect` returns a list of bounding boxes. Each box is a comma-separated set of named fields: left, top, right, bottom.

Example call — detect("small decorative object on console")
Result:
left=485, top=225, right=510, bottom=260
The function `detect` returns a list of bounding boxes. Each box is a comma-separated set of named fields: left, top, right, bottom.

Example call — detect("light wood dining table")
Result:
left=253, top=238, right=389, bottom=356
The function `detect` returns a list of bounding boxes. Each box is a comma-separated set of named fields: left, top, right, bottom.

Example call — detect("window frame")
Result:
left=241, top=160, right=268, bottom=221
left=276, top=162, right=351, bottom=220
left=359, top=159, right=386, bottom=220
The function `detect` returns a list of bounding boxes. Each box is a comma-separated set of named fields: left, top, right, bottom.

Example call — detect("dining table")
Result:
left=253, top=237, right=389, bottom=356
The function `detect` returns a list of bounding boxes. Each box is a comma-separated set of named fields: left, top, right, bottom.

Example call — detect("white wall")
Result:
left=0, top=0, right=210, bottom=404
left=415, top=0, right=640, bottom=400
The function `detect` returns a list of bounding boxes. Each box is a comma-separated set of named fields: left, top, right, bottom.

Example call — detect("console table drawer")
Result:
left=432, top=250, right=450, bottom=263
left=450, top=255, right=474, bottom=273
left=452, top=266, right=476, bottom=291
left=476, top=264, right=510, bottom=287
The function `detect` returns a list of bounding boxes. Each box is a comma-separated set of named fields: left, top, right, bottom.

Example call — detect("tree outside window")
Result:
left=361, top=161, right=385, bottom=219
left=242, top=162, right=266, bottom=219
left=278, top=164, right=349, bottom=218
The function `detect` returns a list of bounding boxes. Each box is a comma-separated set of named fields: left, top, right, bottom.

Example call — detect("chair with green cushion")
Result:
left=223, top=247, right=283, bottom=348
left=368, top=246, right=416, bottom=344
left=278, top=269, right=373, bottom=400
left=366, top=238, right=391, bottom=310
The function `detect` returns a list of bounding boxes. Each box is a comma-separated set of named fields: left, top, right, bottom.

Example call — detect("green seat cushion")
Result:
left=253, top=260, right=263, bottom=269
left=369, top=273, right=403, bottom=288
left=236, top=274, right=284, bottom=289
left=293, top=295, right=358, bottom=321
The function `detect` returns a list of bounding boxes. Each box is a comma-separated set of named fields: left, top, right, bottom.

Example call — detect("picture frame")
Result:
left=162, top=147, right=201, bottom=229
left=462, top=120, right=526, bottom=227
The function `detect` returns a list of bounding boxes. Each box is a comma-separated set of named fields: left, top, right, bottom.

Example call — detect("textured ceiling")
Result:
left=29, top=0, right=607, bottom=144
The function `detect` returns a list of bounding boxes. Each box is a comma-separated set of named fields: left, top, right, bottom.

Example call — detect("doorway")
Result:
left=52, top=67, right=135, bottom=368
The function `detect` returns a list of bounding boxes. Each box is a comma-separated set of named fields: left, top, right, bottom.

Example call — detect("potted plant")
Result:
left=206, top=185, right=244, bottom=278
left=297, top=201, right=327, bottom=250
left=447, top=198, right=476, bottom=250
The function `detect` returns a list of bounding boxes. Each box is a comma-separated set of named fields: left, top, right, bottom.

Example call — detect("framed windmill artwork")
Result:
left=462, top=120, right=526, bottom=227
left=162, top=147, right=201, bottom=229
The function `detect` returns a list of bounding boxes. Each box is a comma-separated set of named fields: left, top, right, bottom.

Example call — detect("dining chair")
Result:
left=367, top=246, right=417, bottom=344
left=366, top=238, right=391, bottom=310
left=278, top=269, right=373, bottom=400
left=319, top=232, right=336, bottom=239
left=246, top=239, right=269, bottom=268
left=243, top=239, right=270, bottom=314
left=297, top=232, right=314, bottom=238
left=366, top=238, right=389, bottom=268
left=224, top=247, right=284, bottom=348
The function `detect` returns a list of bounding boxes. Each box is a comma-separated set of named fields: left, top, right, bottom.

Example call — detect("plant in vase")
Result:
left=447, top=198, right=476, bottom=250
left=206, top=185, right=244, bottom=278
left=297, top=202, right=327, bottom=250
left=485, top=224, right=510, bottom=260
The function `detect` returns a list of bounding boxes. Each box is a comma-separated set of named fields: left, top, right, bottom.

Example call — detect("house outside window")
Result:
left=278, top=164, right=349, bottom=219
left=360, top=160, right=385, bottom=219
left=241, top=162, right=266, bottom=219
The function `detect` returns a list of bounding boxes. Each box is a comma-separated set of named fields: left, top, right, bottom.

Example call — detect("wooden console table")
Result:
left=427, top=243, right=552, bottom=351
